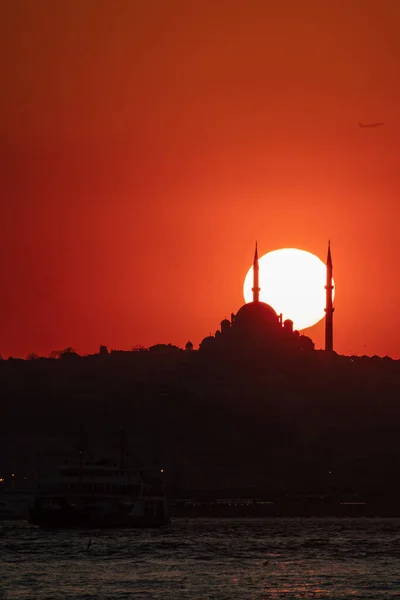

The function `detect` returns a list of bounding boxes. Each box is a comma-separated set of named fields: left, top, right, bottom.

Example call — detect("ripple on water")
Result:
left=1, top=518, right=400, bottom=599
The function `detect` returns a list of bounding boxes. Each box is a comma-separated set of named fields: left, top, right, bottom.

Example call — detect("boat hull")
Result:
left=29, top=507, right=169, bottom=528
left=29, top=497, right=169, bottom=528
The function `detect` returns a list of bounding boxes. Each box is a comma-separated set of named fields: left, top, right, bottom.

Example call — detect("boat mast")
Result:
left=119, top=428, right=125, bottom=468
left=78, top=424, right=85, bottom=494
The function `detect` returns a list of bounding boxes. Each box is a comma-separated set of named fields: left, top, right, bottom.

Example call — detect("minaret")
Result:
left=325, top=240, right=334, bottom=352
left=252, top=241, right=260, bottom=303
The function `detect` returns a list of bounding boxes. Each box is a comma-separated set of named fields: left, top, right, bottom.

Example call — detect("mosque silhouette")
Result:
left=199, top=242, right=334, bottom=354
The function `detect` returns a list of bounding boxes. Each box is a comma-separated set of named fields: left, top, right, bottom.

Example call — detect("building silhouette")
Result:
left=198, top=242, right=334, bottom=354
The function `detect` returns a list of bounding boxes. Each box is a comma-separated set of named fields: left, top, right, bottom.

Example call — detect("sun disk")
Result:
left=243, top=248, right=334, bottom=330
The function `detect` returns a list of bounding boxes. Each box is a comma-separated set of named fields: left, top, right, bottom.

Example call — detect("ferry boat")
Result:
left=29, top=458, right=169, bottom=528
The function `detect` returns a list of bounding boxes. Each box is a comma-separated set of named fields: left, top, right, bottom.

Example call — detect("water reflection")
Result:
left=1, top=518, right=400, bottom=599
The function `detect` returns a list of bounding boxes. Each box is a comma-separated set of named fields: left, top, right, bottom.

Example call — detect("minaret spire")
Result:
left=325, top=240, right=334, bottom=352
left=252, top=241, right=260, bottom=303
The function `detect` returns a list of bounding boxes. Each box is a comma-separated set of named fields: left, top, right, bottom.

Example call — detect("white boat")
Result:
left=29, top=458, right=169, bottom=528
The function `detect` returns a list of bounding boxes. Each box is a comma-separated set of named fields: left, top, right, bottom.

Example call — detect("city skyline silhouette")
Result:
left=2, top=4, right=400, bottom=598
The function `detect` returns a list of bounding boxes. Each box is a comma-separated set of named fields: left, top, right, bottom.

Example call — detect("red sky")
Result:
left=1, top=0, right=400, bottom=358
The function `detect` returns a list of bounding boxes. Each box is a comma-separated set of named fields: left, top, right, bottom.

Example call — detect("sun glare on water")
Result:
left=243, top=248, right=335, bottom=331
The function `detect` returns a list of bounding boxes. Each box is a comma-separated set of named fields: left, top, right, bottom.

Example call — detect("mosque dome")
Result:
left=235, top=301, right=279, bottom=330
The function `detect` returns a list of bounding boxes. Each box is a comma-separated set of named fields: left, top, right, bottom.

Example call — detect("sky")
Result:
left=1, top=0, right=400, bottom=358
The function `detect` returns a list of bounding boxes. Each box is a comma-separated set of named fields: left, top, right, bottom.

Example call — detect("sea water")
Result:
left=1, top=518, right=400, bottom=599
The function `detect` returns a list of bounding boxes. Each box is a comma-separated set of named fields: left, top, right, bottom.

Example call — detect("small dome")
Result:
left=199, top=335, right=216, bottom=351
left=283, top=319, right=294, bottom=333
left=299, top=335, right=314, bottom=351
left=220, top=318, right=231, bottom=334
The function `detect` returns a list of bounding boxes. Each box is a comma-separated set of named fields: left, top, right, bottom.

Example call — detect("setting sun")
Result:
left=243, top=248, right=335, bottom=331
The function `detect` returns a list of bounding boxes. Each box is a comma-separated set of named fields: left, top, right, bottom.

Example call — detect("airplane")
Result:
left=359, top=122, right=384, bottom=128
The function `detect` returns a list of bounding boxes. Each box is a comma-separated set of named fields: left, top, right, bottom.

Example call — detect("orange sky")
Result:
left=1, top=0, right=400, bottom=358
